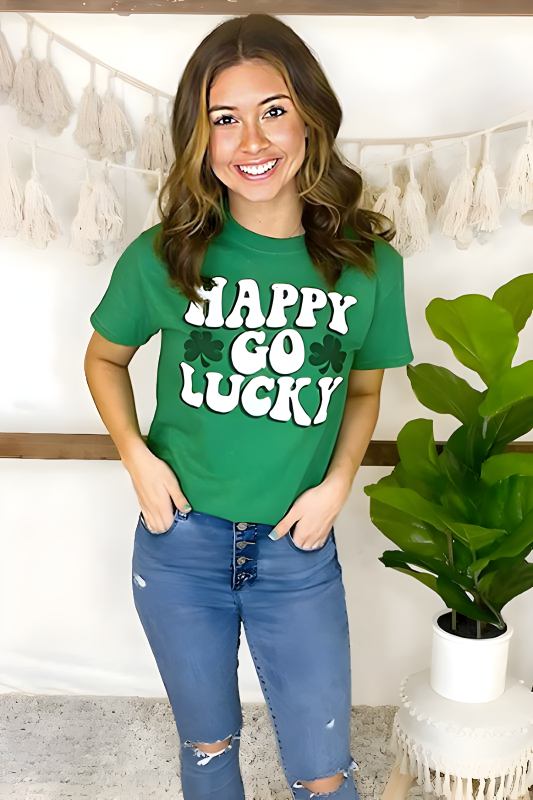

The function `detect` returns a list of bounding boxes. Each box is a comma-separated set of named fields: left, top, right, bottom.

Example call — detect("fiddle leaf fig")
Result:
left=364, top=273, right=533, bottom=630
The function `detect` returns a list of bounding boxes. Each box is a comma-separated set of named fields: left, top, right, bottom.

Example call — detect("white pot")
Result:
left=430, top=608, right=513, bottom=703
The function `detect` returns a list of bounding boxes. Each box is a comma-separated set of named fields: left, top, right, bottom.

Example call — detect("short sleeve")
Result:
left=351, top=240, right=414, bottom=370
left=89, top=236, right=160, bottom=346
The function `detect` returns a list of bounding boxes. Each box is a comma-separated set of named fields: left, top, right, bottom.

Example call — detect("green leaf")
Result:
left=478, top=361, right=533, bottom=417
left=484, top=398, right=533, bottom=451
left=469, top=507, right=533, bottom=573
left=434, top=576, right=499, bottom=624
left=482, top=453, right=533, bottom=485
left=406, top=363, right=483, bottom=424
left=379, top=549, right=475, bottom=589
left=364, top=485, right=507, bottom=550
left=368, top=497, right=447, bottom=559
left=477, top=558, right=533, bottom=611
left=492, top=273, right=533, bottom=333
left=380, top=551, right=498, bottom=624
left=426, top=295, right=518, bottom=385
left=396, top=419, right=442, bottom=488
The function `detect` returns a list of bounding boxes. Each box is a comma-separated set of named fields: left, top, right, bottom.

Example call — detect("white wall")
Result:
left=1, top=12, right=532, bottom=704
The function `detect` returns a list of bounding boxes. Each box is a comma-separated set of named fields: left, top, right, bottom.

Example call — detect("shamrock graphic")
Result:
left=184, top=330, right=224, bottom=368
left=309, top=334, right=347, bottom=374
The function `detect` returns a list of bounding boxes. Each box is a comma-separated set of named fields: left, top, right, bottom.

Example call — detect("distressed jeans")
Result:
left=131, top=506, right=361, bottom=800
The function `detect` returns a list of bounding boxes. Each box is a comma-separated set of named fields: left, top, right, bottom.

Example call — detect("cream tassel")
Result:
left=437, top=138, right=475, bottom=248
left=470, top=132, right=502, bottom=233
left=142, top=168, right=163, bottom=231
left=399, top=742, right=410, bottom=775
left=20, top=141, right=61, bottom=248
left=69, top=160, right=102, bottom=265
left=0, top=139, right=24, bottom=236
left=372, top=163, right=402, bottom=245
left=395, top=148, right=430, bottom=257
left=8, top=19, right=43, bottom=128
left=419, top=141, right=445, bottom=229
left=503, top=119, right=533, bottom=217
left=137, top=93, right=170, bottom=191
left=454, top=776, right=465, bottom=800
left=442, top=771, right=452, bottom=799
left=74, top=61, right=103, bottom=159
left=0, top=19, right=16, bottom=96
left=360, top=175, right=382, bottom=209
left=38, top=33, right=73, bottom=136
left=100, top=70, right=135, bottom=162
left=423, top=752, right=433, bottom=793
left=89, top=160, right=124, bottom=250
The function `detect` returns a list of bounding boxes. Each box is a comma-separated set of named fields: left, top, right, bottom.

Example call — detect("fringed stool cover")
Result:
left=389, top=668, right=533, bottom=800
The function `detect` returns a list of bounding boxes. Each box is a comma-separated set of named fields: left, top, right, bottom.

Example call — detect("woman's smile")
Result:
left=233, top=157, right=282, bottom=181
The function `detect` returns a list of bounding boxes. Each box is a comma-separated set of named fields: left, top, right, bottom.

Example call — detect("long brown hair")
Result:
left=155, top=13, right=395, bottom=305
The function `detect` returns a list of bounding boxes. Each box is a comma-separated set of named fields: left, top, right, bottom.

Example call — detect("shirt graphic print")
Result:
left=89, top=208, right=413, bottom=525
left=179, top=275, right=359, bottom=427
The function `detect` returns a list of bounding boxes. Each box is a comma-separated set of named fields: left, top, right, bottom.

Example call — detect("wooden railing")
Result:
left=1, top=434, right=531, bottom=464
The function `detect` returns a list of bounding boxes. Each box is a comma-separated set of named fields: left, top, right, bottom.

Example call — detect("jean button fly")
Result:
left=236, top=522, right=248, bottom=530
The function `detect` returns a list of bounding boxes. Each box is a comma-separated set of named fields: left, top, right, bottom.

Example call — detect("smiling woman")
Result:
left=85, top=12, right=413, bottom=800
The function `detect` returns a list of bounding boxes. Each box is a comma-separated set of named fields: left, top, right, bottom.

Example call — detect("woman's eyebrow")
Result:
left=208, top=93, right=291, bottom=113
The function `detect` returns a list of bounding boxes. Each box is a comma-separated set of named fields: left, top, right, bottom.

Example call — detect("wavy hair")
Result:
left=155, top=13, right=395, bottom=306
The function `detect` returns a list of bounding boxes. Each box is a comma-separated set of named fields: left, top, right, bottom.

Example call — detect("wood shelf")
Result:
left=0, top=433, right=531, bottom=464
left=3, top=1, right=533, bottom=14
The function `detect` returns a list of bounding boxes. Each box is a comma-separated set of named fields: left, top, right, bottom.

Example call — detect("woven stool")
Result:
left=382, top=668, right=533, bottom=800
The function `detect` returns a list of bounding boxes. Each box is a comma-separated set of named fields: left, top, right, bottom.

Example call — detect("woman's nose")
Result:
left=239, top=124, right=270, bottom=151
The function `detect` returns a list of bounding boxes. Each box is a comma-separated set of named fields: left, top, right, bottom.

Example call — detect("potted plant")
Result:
left=363, top=272, right=533, bottom=703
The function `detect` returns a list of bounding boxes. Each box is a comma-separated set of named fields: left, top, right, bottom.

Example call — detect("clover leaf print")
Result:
left=184, top=330, right=224, bottom=368
left=309, top=334, right=347, bottom=374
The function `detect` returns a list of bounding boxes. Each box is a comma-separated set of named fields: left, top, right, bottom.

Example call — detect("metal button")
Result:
left=237, top=556, right=247, bottom=565
left=236, top=522, right=248, bottom=530
left=236, top=541, right=248, bottom=549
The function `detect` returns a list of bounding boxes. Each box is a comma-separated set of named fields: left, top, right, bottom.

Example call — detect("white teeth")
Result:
left=237, top=159, right=278, bottom=175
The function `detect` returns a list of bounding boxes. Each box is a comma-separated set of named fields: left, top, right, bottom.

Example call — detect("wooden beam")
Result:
left=0, top=432, right=531, bottom=465
left=3, top=0, right=533, bottom=14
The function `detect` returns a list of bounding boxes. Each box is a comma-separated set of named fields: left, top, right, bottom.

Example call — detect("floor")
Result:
left=0, top=695, right=423, bottom=799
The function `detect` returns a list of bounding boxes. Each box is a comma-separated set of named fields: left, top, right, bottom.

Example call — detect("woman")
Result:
left=84, top=13, right=413, bottom=800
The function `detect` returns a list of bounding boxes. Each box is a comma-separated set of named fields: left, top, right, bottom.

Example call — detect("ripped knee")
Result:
left=191, top=737, right=232, bottom=754
left=183, top=730, right=240, bottom=766
left=294, top=771, right=345, bottom=796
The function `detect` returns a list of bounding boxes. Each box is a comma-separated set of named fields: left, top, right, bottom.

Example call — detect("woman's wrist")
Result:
left=118, top=436, right=150, bottom=470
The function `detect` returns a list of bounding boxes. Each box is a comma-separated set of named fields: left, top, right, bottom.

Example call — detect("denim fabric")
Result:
left=131, top=506, right=361, bottom=800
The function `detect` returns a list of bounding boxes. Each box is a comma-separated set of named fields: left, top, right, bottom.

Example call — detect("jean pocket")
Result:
left=285, top=526, right=334, bottom=553
left=138, top=506, right=182, bottom=536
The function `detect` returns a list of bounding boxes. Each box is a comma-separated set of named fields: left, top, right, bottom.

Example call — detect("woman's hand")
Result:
left=269, top=472, right=351, bottom=549
left=122, top=442, right=191, bottom=533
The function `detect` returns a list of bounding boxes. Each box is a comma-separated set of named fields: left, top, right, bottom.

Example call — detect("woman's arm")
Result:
left=84, top=331, right=148, bottom=465
left=322, top=368, right=383, bottom=495
left=84, top=331, right=191, bottom=532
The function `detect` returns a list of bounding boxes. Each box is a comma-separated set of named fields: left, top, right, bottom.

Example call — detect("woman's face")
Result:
left=207, top=60, right=307, bottom=204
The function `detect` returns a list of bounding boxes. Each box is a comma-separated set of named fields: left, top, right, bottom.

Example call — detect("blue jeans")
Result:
left=131, top=506, right=361, bottom=800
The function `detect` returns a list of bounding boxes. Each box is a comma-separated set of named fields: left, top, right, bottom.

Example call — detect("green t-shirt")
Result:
left=90, top=207, right=413, bottom=525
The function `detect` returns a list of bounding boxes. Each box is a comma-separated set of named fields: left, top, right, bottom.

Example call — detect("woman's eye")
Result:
left=213, top=106, right=286, bottom=126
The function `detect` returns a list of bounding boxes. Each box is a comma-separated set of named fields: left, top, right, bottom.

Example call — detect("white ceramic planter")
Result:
left=430, top=609, right=513, bottom=703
